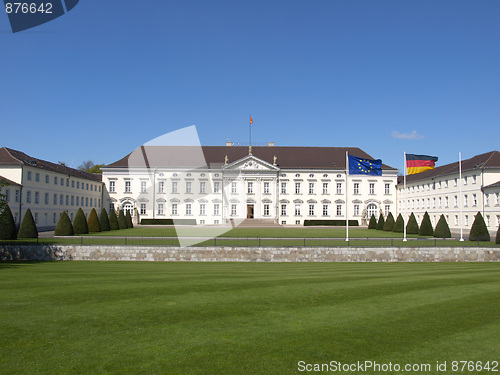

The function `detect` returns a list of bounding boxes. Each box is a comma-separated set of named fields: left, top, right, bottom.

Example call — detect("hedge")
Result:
left=0, top=205, right=17, bottom=240
left=54, top=211, right=74, bottom=236
left=406, top=213, right=419, bottom=234
left=377, top=213, right=385, bottom=230
left=383, top=212, right=395, bottom=231
left=368, top=214, right=377, bottom=229
left=434, top=214, right=451, bottom=238
left=73, top=208, right=89, bottom=235
left=469, top=212, right=490, bottom=241
left=117, top=210, right=128, bottom=230
left=419, top=211, right=434, bottom=236
left=87, top=208, right=101, bottom=233
left=393, top=214, right=404, bottom=233
left=125, top=211, right=134, bottom=228
left=18, top=209, right=38, bottom=239
left=140, top=218, right=197, bottom=225
left=99, top=208, right=110, bottom=231
left=109, top=210, right=119, bottom=231
left=303, top=220, right=359, bottom=226
left=496, top=225, right=500, bottom=245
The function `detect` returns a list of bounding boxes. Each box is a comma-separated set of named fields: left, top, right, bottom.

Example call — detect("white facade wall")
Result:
left=396, top=169, right=500, bottom=230
left=103, top=155, right=398, bottom=226
left=1, top=165, right=104, bottom=230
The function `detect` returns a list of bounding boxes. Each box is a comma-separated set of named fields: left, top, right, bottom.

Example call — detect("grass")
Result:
left=1, top=262, right=500, bottom=374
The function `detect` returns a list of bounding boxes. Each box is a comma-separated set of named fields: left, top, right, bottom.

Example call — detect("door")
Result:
left=247, top=205, right=254, bottom=218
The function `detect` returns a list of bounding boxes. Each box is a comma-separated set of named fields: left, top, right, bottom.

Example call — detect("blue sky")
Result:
left=1, top=1, right=499, bottom=172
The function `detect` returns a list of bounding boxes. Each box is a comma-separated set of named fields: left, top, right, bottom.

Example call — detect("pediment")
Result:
left=223, top=155, right=279, bottom=172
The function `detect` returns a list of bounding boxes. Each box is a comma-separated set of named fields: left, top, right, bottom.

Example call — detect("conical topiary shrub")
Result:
left=406, top=213, right=419, bottom=234
left=125, top=211, right=133, bottom=228
left=419, top=211, right=434, bottom=236
left=87, top=208, right=101, bottom=233
left=368, top=214, right=377, bottom=229
left=17, top=208, right=38, bottom=239
left=496, top=224, right=500, bottom=245
left=377, top=213, right=385, bottom=230
left=0, top=205, right=17, bottom=240
left=434, top=214, right=451, bottom=238
left=117, top=210, right=128, bottom=230
left=54, top=211, right=74, bottom=236
left=99, top=208, right=110, bottom=231
left=109, top=210, right=119, bottom=230
left=73, top=208, right=89, bottom=235
left=393, top=214, right=404, bottom=233
left=469, top=212, right=490, bottom=242
left=383, top=212, right=395, bottom=231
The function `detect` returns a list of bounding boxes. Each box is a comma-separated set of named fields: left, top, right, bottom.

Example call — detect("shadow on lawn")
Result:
left=0, top=244, right=64, bottom=262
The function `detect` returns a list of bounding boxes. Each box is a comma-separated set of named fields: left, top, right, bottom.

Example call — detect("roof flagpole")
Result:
left=346, top=150, right=349, bottom=242
left=459, top=152, right=464, bottom=241
left=403, top=151, right=407, bottom=241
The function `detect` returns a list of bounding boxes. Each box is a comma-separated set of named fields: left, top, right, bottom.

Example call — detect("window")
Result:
left=385, top=183, right=390, bottom=194
left=464, top=195, right=468, bottom=207
left=308, top=204, right=314, bottom=216
left=200, top=181, right=206, bottom=194
left=486, top=215, right=490, bottom=226
left=454, top=215, right=458, bottom=226
left=367, top=203, right=377, bottom=219
left=454, top=178, right=458, bottom=187
left=186, top=181, right=192, bottom=193
left=354, top=204, right=360, bottom=216
left=26, top=191, right=31, bottom=203
left=27, top=171, right=32, bottom=180
left=54, top=176, right=58, bottom=185
left=384, top=205, right=390, bottom=217
left=264, top=204, right=270, bottom=216
left=76, top=196, right=80, bottom=206
left=109, top=181, right=115, bottom=193
left=60, top=194, right=64, bottom=205
left=15, top=190, right=19, bottom=202
left=157, top=203, right=164, bottom=215
left=231, top=204, right=237, bottom=216
left=353, top=183, right=359, bottom=195
left=496, top=193, right=500, bottom=205
left=264, top=182, right=270, bottom=194
left=77, top=181, right=80, bottom=189
left=281, top=204, right=287, bottom=216
left=158, top=181, right=164, bottom=193
left=198, top=203, right=205, bottom=215
left=214, top=204, right=220, bottom=216
left=214, top=181, right=220, bottom=193
left=445, top=196, right=449, bottom=207
left=497, top=215, right=500, bottom=227
left=309, top=182, right=314, bottom=194
left=485, top=194, right=490, bottom=206
left=247, top=181, right=254, bottom=194
left=34, top=213, right=38, bottom=224
left=426, top=198, right=430, bottom=208
left=85, top=197, right=88, bottom=207
left=34, top=192, right=39, bottom=204
left=322, top=205, right=328, bottom=216
left=369, top=183, right=375, bottom=195
left=454, top=195, right=458, bottom=207
left=171, top=203, right=178, bottom=215
left=438, top=181, right=441, bottom=189
left=72, top=181, right=75, bottom=188
left=432, top=198, right=435, bottom=208
left=336, top=204, right=342, bottom=216
left=295, top=182, right=301, bottom=194
left=281, top=182, right=287, bottom=194
left=53, top=213, right=57, bottom=224
left=45, top=175, right=49, bottom=183
left=322, top=182, right=328, bottom=194
left=336, top=183, right=342, bottom=195
left=230, top=181, right=237, bottom=194
left=140, top=203, right=146, bottom=215
left=445, top=180, right=448, bottom=188
left=71, top=196, right=74, bottom=206
left=66, top=195, right=69, bottom=205
left=438, top=197, right=442, bottom=208
left=465, top=215, right=469, bottom=226
left=86, top=183, right=89, bottom=190
left=141, top=181, right=147, bottom=193
left=4, top=189, right=10, bottom=202
left=186, top=203, right=192, bottom=215
left=472, top=175, right=477, bottom=184
left=463, top=176, right=468, bottom=185
left=294, top=205, right=301, bottom=216
left=172, top=181, right=178, bottom=193
left=472, top=194, right=477, bottom=206
left=35, top=173, right=39, bottom=182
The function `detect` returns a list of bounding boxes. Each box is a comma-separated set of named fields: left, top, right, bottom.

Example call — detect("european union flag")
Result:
left=348, top=155, right=382, bottom=175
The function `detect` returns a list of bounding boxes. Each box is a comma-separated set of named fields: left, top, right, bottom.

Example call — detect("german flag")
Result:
left=406, top=154, right=438, bottom=175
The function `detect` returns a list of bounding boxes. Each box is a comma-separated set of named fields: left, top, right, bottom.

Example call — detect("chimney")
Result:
left=267, top=142, right=275, bottom=147
left=225, top=139, right=233, bottom=147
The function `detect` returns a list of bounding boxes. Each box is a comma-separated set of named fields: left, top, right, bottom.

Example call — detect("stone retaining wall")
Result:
left=1, top=245, right=500, bottom=262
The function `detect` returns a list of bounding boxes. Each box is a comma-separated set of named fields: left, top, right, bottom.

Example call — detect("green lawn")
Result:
left=1, top=262, right=499, bottom=374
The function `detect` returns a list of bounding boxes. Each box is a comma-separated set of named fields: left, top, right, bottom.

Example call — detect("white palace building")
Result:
left=101, top=144, right=399, bottom=226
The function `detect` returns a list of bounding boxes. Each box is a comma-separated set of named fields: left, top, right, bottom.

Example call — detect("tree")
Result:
left=117, top=210, right=128, bottom=230
left=58, top=161, right=67, bottom=167
left=78, top=161, right=104, bottom=174
left=406, top=213, right=419, bottom=234
left=125, top=211, right=134, bottom=228
left=496, top=224, right=500, bottom=245
left=87, top=208, right=101, bottom=233
left=393, top=214, right=404, bottom=233
left=376, top=213, right=385, bottom=230
left=469, top=212, right=490, bottom=242
left=383, top=212, right=395, bottom=231
left=0, top=180, right=8, bottom=213
left=434, top=214, right=451, bottom=238
left=109, top=210, right=119, bottom=230
left=368, top=214, right=377, bottom=229
left=17, top=209, right=38, bottom=239
left=73, top=208, right=89, bottom=235
left=54, top=211, right=74, bottom=236
left=419, top=211, right=434, bottom=236
left=99, top=208, right=110, bottom=231
left=0, top=205, right=17, bottom=240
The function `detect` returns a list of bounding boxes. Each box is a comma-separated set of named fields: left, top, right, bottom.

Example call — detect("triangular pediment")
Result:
left=223, top=155, right=279, bottom=172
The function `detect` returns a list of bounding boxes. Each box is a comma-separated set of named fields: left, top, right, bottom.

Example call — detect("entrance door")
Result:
left=247, top=205, right=254, bottom=219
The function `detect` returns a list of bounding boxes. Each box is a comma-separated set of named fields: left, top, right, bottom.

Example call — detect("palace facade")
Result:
left=101, top=144, right=399, bottom=226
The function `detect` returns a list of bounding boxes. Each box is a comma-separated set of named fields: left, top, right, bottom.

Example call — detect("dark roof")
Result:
left=0, top=147, right=102, bottom=182
left=400, top=150, right=500, bottom=184
left=0, top=176, right=21, bottom=186
left=105, top=146, right=397, bottom=171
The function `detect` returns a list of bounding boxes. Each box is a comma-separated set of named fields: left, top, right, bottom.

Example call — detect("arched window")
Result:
left=123, top=202, right=134, bottom=217
left=367, top=203, right=378, bottom=219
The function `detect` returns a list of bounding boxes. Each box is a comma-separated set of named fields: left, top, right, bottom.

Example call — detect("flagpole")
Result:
left=345, top=151, right=349, bottom=242
left=249, top=114, right=251, bottom=147
left=459, top=152, right=464, bottom=241
left=403, top=152, right=407, bottom=241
